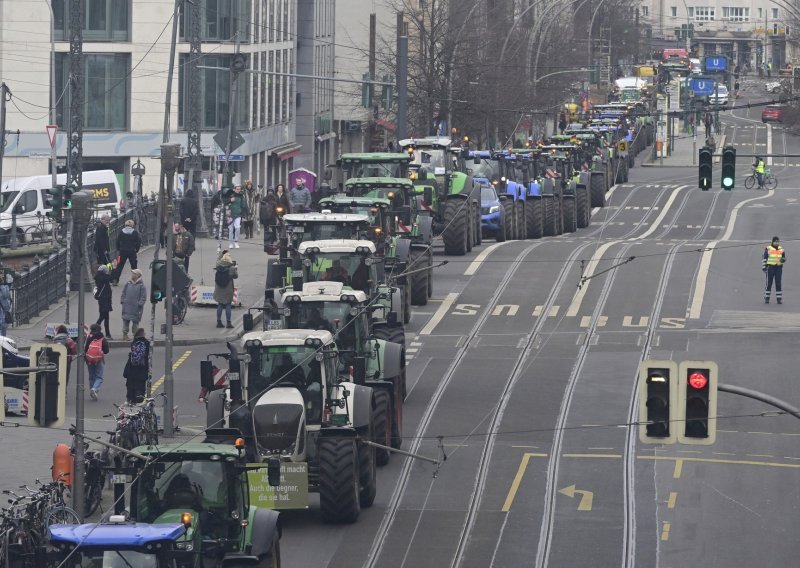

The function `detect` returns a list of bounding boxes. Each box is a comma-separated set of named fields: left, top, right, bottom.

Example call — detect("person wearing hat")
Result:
left=120, top=269, right=146, bottom=341
left=114, top=219, right=141, bottom=284
left=94, top=264, right=114, bottom=339
left=763, top=236, right=786, bottom=304
left=214, top=250, right=238, bottom=328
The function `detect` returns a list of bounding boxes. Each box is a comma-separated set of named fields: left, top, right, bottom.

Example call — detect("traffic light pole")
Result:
left=718, top=384, right=800, bottom=421
left=72, top=216, right=86, bottom=521
left=64, top=211, right=73, bottom=323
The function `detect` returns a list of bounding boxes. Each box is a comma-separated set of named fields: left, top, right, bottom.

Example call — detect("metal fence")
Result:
left=7, top=198, right=159, bottom=326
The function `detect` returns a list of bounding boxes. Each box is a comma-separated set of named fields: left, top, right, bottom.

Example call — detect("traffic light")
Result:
left=45, top=186, right=63, bottom=220
left=151, top=259, right=166, bottom=303
left=62, top=185, right=73, bottom=209
left=721, top=145, right=736, bottom=189
left=638, top=360, right=678, bottom=444
left=677, top=361, right=718, bottom=444
left=698, top=146, right=713, bottom=190
left=28, top=343, right=67, bottom=428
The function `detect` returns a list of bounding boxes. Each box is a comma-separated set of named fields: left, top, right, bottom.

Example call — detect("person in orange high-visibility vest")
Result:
left=763, top=236, right=786, bottom=304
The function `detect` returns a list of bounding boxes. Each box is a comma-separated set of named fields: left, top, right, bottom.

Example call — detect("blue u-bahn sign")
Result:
left=704, top=55, right=728, bottom=72
left=690, top=78, right=717, bottom=96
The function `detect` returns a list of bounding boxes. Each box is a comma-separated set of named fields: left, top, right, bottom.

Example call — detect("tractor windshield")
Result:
left=135, top=459, right=229, bottom=522
left=248, top=345, right=323, bottom=395
left=287, top=302, right=362, bottom=352
left=409, top=148, right=446, bottom=173
left=468, top=159, right=501, bottom=181
left=287, top=222, right=361, bottom=243
left=304, top=252, right=374, bottom=292
left=69, top=550, right=160, bottom=567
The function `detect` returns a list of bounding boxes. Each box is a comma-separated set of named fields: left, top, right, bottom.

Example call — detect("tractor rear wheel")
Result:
left=403, top=285, right=411, bottom=324
left=391, top=373, right=404, bottom=449
left=502, top=200, right=515, bottom=240
left=465, top=202, right=473, bottom=252
left=590, top=174, right=605, bottom=208
left=554, top=198, right=564, bottom=235
left=319, top=438, right=360, bottom=523
left=576, top=187, right=589, bottom=229
left=515, top=201, right=526, bottom=239
left=373, top=389, right=391, bottom=466
left=373, top=324, right=405, bottom=347
left=358, top=423, right=377, bottom=508
left=408, top=250, right=429, bottom=306
left=563, top=197, right=577, bottom=233
left=474, top=205, right=482, bottom=246
left=526, top=198, right=543, bottom=239
left=495, top=211, right=507, bottom=242
left=443, top=200, right=468, bottom=255
left=543, top=198, right=557, bottom=236
left=426, top=249, right=433, bottom=298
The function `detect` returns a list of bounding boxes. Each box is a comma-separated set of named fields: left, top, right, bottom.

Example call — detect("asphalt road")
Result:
left=3, top=78, right=800, bottom=567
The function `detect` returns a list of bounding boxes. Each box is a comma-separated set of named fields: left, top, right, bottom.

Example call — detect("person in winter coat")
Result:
left=94, top=265, right=114, bottom=339
left=289, top=177, right=312, bottom=212
left=94, top=215, right=112, bottom=266
left=228, top=185, right=248, bottom=249
left=242, top=180, right=260, bottom=239
left=114, top=219, right=141, bottom=284
left=0, top=277, right=11, bottom=337
left=259, top=189, right=278, bottom=245
left=123, top=328, right=150, bottom=403
left=214, top=250, right=238, bottom=328
left=274, top=183, right=291, bottom=215
left=179, top=188, right=201, bottom=235
left=85, top=323, right=109, bottom=400
left=174, top=223, right=196, bottom=272
left=120, top=269, right=146, bottom=341
left=53, top=325, right=77, bottom=383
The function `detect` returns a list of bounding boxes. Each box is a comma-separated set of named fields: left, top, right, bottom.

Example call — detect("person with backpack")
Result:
left=214, top=250, right=238, bottom=329
left=173, top=223, right=196, bottom=272
left=120, top=269, right=146, bottom=341
left=94, top=265, right=114, bottom=339
left=53, top=324, right=77, bottom=383
left=85, top=323, right=109, bottom=400
left=123, top=328, right=150, bottom=403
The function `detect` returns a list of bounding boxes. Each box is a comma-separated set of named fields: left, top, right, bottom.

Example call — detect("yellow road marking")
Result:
left=558, top=485, right=594, bottom=511
left=502, top=452, right=547, bottom=512
left=661, top=521, right=671, bottom=541
left=667, top=492, right=677, bottom=509
left=673, top=459, right=683, bottom=479
left=563, top=453, right=622, bottom=459
left=641, top=455, right=800, bottom=469
left=150, top=350, right=192, bottom=393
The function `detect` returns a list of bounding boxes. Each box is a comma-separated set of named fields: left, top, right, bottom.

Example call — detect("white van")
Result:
left=0, top=170, right=121, bottom=245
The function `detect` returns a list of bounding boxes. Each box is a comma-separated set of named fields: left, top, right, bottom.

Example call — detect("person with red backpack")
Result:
left=85, top=323, right=109, bottom=400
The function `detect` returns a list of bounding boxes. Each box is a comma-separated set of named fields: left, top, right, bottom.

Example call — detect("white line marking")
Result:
left=766, top=123, right=773, bottom=166
left=420, top=292, right=459, bottom=335
left=566, top=241, right=618, bottom=317
left=632, top=185, right=686, bottom=240
left=463, top=241, right=511, bottom=275
left=591, top=184, right=621, bottom=215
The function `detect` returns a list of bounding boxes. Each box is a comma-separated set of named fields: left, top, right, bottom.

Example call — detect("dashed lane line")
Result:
left=464, top=241, right=513, bottom=275
left=419, top=292, right=459, bottom=335
left=150, top=350, right=192, bottom=393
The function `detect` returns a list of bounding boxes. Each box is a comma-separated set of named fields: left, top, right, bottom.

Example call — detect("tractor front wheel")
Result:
left=443, top=200, right=468, bottom=255
left=319, top=438, right=361, bottom=523
left=408, top=250, right=429, bottom=306
left=373, top=389, right=391, bottom=466
left=526, top=198, right=543, bottom=239
left=590, top=174, right=605, bottom=208
left=576, top=186, right=590, bottom=229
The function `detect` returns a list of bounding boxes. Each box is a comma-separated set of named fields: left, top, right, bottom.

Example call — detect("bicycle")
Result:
left=744, top=168, right=778, bottom=190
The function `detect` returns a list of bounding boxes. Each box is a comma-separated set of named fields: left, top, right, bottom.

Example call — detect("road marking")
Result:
left=563, top=453, right=623, bottom=458
left=642, top=455, right=800, bottom=469
left=661, top=521, right=671, bottom=541
left=150, top=350, right=192, bottom=393
left=420, top=292, right=459, bottom=335
left=623, top=316, right=649, bottom=328
left=502, top=452, right=548, bottom=512
left=633, top=185, right=686, bottom=240
left=558, top=485, right=594, bottom=511
left=492, top=304, right=519, bottom=316
left=767, top=123, right=773, bottom=166
left=579, top=315, right=608, bottom=327
left=532, top=305, right=560, bottom=317
left=673, top=459, right=683, bottom=478
left=464, top=241, right=511, bottom=275
left=566, top=241, right=618, bottom=317
left=591, top=184, right=620, bottom=215
left=667, top=492, right=677, bottom=509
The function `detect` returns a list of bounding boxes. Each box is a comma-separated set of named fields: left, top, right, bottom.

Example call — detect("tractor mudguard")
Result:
left=206, top=391, right=226, bottom=429
left=249, top=508, right=282, bottom=558
left=379, top=340, right=404, bottom=381
left=528, top=182, right=542, bottom=198
left=445, top=192, right=469, bottom=201
left=394, top=237, right=411, bottom=262
left=415, top=215, right=433, bottom=243
left=266, top=260, right=287, bottom=290
left=350, top=384, right=374, bottom=430
left=541, top=178, right=556, bottom=197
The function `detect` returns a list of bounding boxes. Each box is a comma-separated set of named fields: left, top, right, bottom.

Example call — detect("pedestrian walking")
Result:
left=114, top=219, right=141, bottom=285
left=94, top=215, right=112, bottom=266
left=174, top=223, right=196, bottom=272
left=763, top=236, right=786, bottom=304
left=242, top=179, right=260, bottom=239
left=214, top=250, right=238, bottom=329
left=179, top=188, right=200, bottom=235
left=123, top=328, right=150, bottom=403
left=52, top=325, right=77, bottom=383
left=228, top=185, right=248, bottom=249
left=85, top=323, right=109, bottom=400
left=0, top=275, right=11, bottom=337
left=289, top=177, right=312, bottom=213
left=275, top=183, right=290, bottom=215
left=703, top=112, right=713, bottom=140
left=94, top=265, right=114, bottom=339
left=120, top=269, right=146, bottom=341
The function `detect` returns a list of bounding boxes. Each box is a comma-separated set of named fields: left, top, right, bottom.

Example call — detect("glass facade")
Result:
left=55, top=53, right=130, bottom=130
left=53, top=0, right=130, bottom=42
left=178, top=54, right=250, bottom=130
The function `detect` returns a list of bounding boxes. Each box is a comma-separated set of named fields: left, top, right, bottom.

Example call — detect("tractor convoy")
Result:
left=38, top=104, right=651, bottom=567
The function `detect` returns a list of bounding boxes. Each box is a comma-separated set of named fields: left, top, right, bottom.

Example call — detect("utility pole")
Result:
left=185, top=0, right=207, bottom=236
left=222, top=33, right=243, bottom=193
left=67, top=0, right=82, bottom=191
left=161, top=143, right=180, bottom=438
left=0, top=83, right=8, bottom=191
left=397, top=36, right=408, bottom=141
left=366, top=14, right=376, bottom=151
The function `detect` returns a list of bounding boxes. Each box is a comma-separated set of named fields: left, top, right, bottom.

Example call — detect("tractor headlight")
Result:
left=489, top=205, right=500, bottom=214
left=175, top=541, right=194, bottom=551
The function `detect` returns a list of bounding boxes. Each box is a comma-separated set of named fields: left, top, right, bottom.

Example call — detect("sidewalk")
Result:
left=5, top=236, right=268, bottom=349
left=642, top=128, right=726, bottom=168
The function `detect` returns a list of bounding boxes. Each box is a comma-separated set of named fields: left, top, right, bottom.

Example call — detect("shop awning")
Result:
left=376, top=118, right=396, bottom=132
left=271, top=143, right=302, bottom=161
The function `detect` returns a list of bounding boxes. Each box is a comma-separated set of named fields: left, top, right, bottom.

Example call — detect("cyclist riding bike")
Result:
left=753, top=156, right=766, bottom=189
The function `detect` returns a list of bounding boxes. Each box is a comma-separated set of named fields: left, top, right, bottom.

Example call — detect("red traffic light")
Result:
left=688, top=372, right=708, bottom=389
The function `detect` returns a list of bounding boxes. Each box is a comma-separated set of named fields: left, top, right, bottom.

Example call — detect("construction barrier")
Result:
left=190, top=285, right=241, bottom=307
left=44, top=323, right=87, bottom=339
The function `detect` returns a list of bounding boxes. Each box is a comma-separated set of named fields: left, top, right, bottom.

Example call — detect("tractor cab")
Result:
left=334, top=152, right=413, bottom=185
left=282, top=212, right=372, bottom=248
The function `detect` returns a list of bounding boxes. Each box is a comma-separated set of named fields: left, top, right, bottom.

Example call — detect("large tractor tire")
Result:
left=373, top=324, right=405, bottom=348
left=391, top=373, right=404, bottom=449
left=502, top=199, right=516, bottom=240
left=319, top=437, right=360, bottom=523
left=372, top=389, right=391, bottom=466
left=408, top=250, right=429, bottom=306
left=615, top=160, right=627, bottom=184
left=590, top=174, right=606, bottom=208
left=426, top=250, right=433, bottom=298
left=358, top=426, right=377, bottom=508
left=628, top=154, right=635, bottom=169
left=495, top=211, right=507, bottom=242
left=576, top=186, right=590, bottom=229
left=443, top=200, right=468, bottom=255
left=465, top=202, right=473, bottom=253
left=402, top=285, right=411, bottom=324
left=515, top=201, right=526, bottom=240
left=526, top=198, right=543, bottom=239
left=474, top=205, right=482, bottom=246
left=563, top=197, right=577, bottom=233
left=543, top=198, right=558, bottom=236
left=623, top=160, right=630, bottom=182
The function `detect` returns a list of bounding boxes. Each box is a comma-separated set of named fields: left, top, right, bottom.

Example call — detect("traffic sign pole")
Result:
left=47, top=124, right=58, bottom=247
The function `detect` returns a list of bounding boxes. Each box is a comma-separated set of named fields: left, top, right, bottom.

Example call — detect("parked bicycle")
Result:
left=744, top=168, right=778, bottom=190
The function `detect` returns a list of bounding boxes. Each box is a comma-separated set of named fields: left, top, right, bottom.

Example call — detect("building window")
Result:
left=693, top=6, right=715, bottom=21
left=268, top=51, right=275, bottom=125
left=269, top=0, right=275, bottom=42
left=640, top=5, right=649, bottom=16
left=53, top=0, right=130, bottom=41
left=55, top=53, right=129, bottom=130
left=179, top=0, right=251, bottom=42
left=722, top=7, right=749, bottom=21
left=670, top=6, right=677, bottom=17
left=260, top=52, right=267, bottom=128
left=178, top=54, right=250, bottom=130
left=771, top=7, right=778, bottom=19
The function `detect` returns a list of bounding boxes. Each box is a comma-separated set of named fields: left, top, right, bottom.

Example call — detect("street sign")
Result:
left=617, top=141, right=628, bottom=155
left=704, top=56, right=728, bottom=72
left=689, top=78, right=716, bottom=96
left=46, top=125, right=58, bottom=148
left=213, top=129, right=245, bottom=153
left=217, top=154, right=245, bottom=162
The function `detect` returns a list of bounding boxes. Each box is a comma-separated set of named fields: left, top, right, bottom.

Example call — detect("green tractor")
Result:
left=279, top=281, right=406, bottom=466
left=560, top=129, right=614, bottom=206
left=203, top=329, right=380, bottom=523
left=108, top=430, right=281, bottom=566
left=399, top=137, right=482, bottom=256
